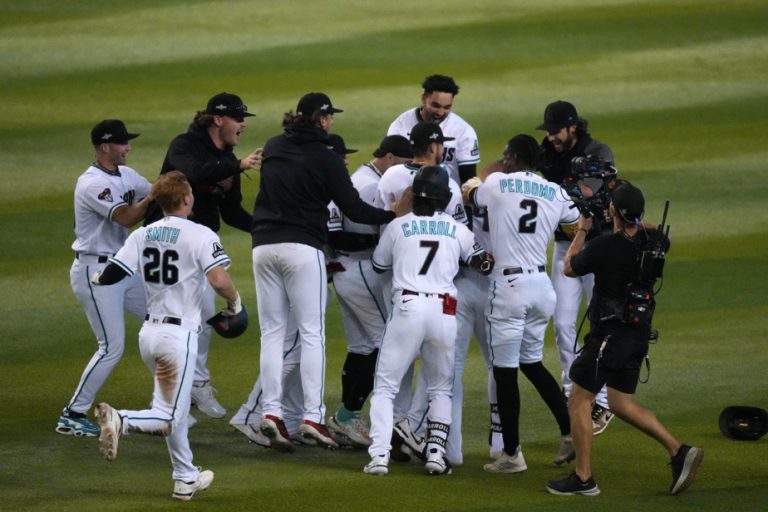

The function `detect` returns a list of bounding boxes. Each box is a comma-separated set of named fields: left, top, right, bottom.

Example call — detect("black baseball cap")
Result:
left=719, top=406, right=768, bottom=441
left=205, top=92, right=255, bottom=119
left=409, top=122, right=455, bottom=147
left=611, top=181, right=645, bottom=223
left=296, top=92, right=343, bottom=116
left=536, top=100, right=579, bottom=132
left=91, top=119, right=139, bottom=145
left=327, top=134, right=357, bottom=156
left=373, top=135, right=413, bottom=159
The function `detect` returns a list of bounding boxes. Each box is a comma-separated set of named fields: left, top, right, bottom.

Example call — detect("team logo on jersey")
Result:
left=212, top=242, right=225, bottom=258
left=98, top=188, right=113, bottom=202
left=471, top=140, right=479, bottom=157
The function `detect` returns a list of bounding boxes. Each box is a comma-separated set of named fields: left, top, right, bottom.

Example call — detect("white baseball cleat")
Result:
left=172, top=468, right=214, bottom=501
left=191, top=382, right=227, bottom=419
left=94, top=403, right=122, bottom=462
left=553, top=434, right=575, bottom=465
left=231, top=422, right=270, bottom=448
left=393, top=419, right=425, bottom=460
left=328, top=415, right=371, bottom=448
left=364, top=453, right=390, bottom=476
left=425, top=448, right=452, bottom=476
left=483, top=447, right=527, bottom=474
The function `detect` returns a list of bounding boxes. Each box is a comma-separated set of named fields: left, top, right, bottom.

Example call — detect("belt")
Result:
left=503, top=265, right=546, bottom=276
left=144, top=314, right=201, bottom=333
left=75, top=253, right=111, bottom=263
left=145, top=314, right=182, bottom=326
left=402, top=289, right=446, bottom=299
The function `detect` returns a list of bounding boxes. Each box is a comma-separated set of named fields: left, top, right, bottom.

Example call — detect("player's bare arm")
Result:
left=111, top=193, right=154, bottom=228
left=563, top=216, right=593, bottom=277
left=206, top=265, right=241, bottom=314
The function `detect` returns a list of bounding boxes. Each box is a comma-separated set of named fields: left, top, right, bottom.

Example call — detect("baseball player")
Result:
left=365, top=165, right=493, bottom=476
left=463, top=134, right=578, bottom=473
left=326, top=135, right=414, bottom=447
left=145, top=92, right=262, bottom=421
left=91, top=171, right=244, bottom=501
left=536, top=101, right=616, bottom=434
left=374, top=122, right=467, bottom=460
left=252, top=93, right=397, bottom=451
left=387, top=74, right=480, bottom=186
left=56, top=120, right=153, bottom=437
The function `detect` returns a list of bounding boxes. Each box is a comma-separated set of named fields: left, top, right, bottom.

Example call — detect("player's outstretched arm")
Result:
left=206, top=265, right=241, bottom=314
left=91, top=263, right=130, bottom=285
left=111, top=194, right=154, bottom=228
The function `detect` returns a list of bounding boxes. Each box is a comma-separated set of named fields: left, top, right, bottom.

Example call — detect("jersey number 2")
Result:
left=518, top=199, right=538, bottom=233
left=143, top=248, right=179, bottom=284
left=419, top=241, right=439, bottom=275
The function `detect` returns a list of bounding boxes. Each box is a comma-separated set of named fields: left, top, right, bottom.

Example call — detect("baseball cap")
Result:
left=719, top=406, right=768, bottom=441
left=327, top=134, right=357, bottom=156
left=296, top=92, right=343, bottom=116
left=91, top=119, right=139, bottom=145
left=204, top=92, right=255, bottom=119
left=536, top=100, right=579, bottom=132
left=611, top=182, right=645, bottom=223
left=373, top=135, right=413, bottom=159
left=409, top=122, right=455, bottom=147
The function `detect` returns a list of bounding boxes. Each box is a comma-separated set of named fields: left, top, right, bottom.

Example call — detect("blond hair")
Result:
left=153, top=171, right=191, bottom=213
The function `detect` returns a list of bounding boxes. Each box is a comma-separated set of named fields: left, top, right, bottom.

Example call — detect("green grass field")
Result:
left=1, top=1, right=767, bottom=510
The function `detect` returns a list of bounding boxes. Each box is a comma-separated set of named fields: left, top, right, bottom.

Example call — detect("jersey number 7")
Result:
left=419, top=240, right=439, bottom=275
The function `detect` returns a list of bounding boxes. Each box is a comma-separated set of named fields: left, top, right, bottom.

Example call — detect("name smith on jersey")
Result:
left=145, top=226, right=180, bottom=244
left=401, top=219, right=457, bottom=239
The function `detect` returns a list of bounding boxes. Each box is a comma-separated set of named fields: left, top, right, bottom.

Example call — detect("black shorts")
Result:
left=569, top=324, right=649, bottom=395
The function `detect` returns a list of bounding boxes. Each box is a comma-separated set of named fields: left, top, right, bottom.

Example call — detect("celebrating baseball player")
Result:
left=388, top=74, right=480, bottom=186
left=57, top=120, right=153, bottom=438
left=365, top=165, right=493, bottom=476
left=463, top=134, right=578, bottom=473
left=91, top=171, right=246, bottom=501
left=326, top=135, right=414, bottom=447
left=145, top=92, right=262, bottom=421
left=251, top=93, right=397, bottom=451
left=536, top=101, right=616, bottom=434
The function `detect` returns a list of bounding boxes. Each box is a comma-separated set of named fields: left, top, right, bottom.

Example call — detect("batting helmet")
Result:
left=718, top=406, right=768, bottom=441
left=412, top=165, right=452, bottom=208
left=207, top=306, right=249, bottom=339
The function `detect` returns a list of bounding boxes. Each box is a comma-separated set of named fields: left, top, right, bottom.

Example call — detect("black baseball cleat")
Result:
left=546, top=471, right=601, bottom=496
left=669, top=444, right=703, bottom=495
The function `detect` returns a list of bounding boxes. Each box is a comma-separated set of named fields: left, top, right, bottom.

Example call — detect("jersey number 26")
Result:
left=143, top=248, right=179, bottom=285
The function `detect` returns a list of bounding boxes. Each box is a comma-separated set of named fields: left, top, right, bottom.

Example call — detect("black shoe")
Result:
left=389, top=429, right=412, bottom=463
left=546, top=471, right=600, bottom=496
left=669, top=444, right=703, bottom=495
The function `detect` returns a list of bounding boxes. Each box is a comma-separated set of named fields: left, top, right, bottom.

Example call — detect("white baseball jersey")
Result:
left=388, top=109, right=480, bottom=184
left=71, top=163, right=152, bottom=254
left=373, top=163, right=468, bottom=226
left=328, top=162, right=382, bottom=245
left=110, top=216, right=231, bottom=325
left=475, top=171, right=578, bottom=268
left=372, top=211, right=482, bottom=296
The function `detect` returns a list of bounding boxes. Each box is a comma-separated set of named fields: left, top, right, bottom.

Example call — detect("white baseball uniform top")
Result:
left=373, top=163, right=468, bottom=226
left=388, top=109, right=480, bottom=184
left=474, top=171, right=578, bottom=268
left=327, top=162, right=382, bottom=254
left=372, top=211, right=482, bottom=296
left=110, top=215, right=231, bottom=325
left=71, top=163, right=152, bottom=255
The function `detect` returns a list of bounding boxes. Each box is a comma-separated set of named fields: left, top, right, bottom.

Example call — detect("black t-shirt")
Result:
left=571, top=228, right=670, bottom=322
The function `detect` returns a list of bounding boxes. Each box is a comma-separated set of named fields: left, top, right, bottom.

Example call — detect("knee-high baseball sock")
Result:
left=341, top=350, right=379, bottom=413
left=492, top=366, right=520, bottom=454
left=520, top=361, right=570, bottom=435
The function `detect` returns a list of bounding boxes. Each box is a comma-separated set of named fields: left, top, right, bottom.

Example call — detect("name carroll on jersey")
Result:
left=499, top=177, right=557, bottom=201
left=401, top=219, right=457, bottom=239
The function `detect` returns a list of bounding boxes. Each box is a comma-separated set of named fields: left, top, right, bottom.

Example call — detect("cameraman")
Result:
left=537, top=100, right=615, bottom=433
left=546, top=182, right=703, bottom=496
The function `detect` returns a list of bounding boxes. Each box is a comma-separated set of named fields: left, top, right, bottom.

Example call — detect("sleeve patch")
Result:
left=212, top=241, right=226, bottom=259
left=98, top=188, right=113, bottom=202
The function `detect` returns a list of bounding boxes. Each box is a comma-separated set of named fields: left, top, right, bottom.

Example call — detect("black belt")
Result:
left=76, top=253, right=110, bottom=263
left=503, top=265, right=546, bottom=276
left=145, top=314, right=182, bottom=326
left=402, top=289, right=446, bottom=299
